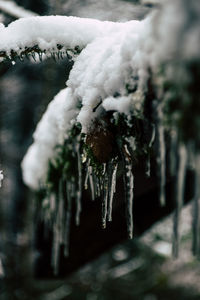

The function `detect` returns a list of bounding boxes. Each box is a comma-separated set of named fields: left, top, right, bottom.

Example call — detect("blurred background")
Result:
left=0, top=0, right=200, bottom=299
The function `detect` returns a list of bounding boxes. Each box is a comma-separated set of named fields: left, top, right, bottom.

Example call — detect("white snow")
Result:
left=21, top=88, right=78, bottom=189
left=67, top=19, right=144, bottom=132
left=0, top=15, right=138, bottom=57
left=103, top=96, right=133, bottom=114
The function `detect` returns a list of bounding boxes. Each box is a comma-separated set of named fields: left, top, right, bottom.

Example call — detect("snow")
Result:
left=103, top=96, right=133, bottom=114
left=19, top=0, right=200, bottom=192
left=21, top=88, right=78, bottom=189
left=67, top=19, right=143, bottom=132
left=0, top=16, right=139, bottom=58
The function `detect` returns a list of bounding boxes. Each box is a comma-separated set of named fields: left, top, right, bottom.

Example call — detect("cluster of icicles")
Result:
left=42, top=133, right=136, bottom=275
left=42, top=105, right=200, bottom=274
left=158, top=120, right=200, bottom=259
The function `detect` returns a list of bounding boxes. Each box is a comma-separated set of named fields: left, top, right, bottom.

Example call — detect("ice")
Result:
left=124, top=145, right=134, bottom=239
left=102, top=169, right=108, bottom=229
left=157, top=103, right=166, bottom=207
left=88, top=166, right=95, bottom=201
left=75, top=142, right=82, bottom=226
left=192, top=153, right=200, bottom=255
left=172, top=144, right=187, bottom=258
left=64, top=181, right=72, bottom=257
left=51, top=203, right=60, bottom=275
left=170, top=129, right=178, bottom=177
left=108, top=160, right=118, bottom=222
left=84, top=159, right=90, bottom=190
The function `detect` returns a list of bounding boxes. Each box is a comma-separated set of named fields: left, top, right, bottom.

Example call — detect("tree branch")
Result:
left=0, top=16, right=136, bottom=62
left=0, top=0, right=38, bottom=19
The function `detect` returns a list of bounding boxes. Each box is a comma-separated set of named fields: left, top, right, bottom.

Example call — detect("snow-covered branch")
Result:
left=22, top=0, right=200, bottom=190
left=0, top=0, right=38, bottom=19
left=0, top=16, right=139, bottom=61
left=22, top=87, right=77, bottom=190
left=7, top=0, right=200, bottom=272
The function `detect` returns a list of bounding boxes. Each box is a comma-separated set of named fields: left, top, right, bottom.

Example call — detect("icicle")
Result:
left=95, top=175, right=101, bottom=198
left=116, top=138, right=134, bottom=238
left=170, top=129, right=178, bottom=176
left=117, top=137, right=134, bottom=239
left=192, top=153, right=200, bottom=256
left=57, top=51, right=60, bottom=60
left=58, top=180, right=65, bottom=245
left=31, top=52, right=36, bottom=62
left=75, top=142, right=82, bottom=226
left=145, top=155, right=151, bottom=178
left=124, top=145, right=134, bottom=239
left=108, top=160, right=118, bottom=222
left=38, top=52, right=43, bottom=62
left=157, top=103, right=166, bottom=206
left=146, top=124, right=155, bottom=177
left=102, top=166, right=108, bottom=229
left=51, top=224, right=60, bottom=275
left=51, top=191, right=61, bottom=275
left=88, top=165, right=95, bottom=201
left=51, top=52, right=56, bottom=62
left=19, top=53, right=24, bottom=62
left=63, top=181, right=72, bottom=257
left=42, top=197, right=51, bottom=238
left=172, top=143, right=187, bottom=258
left=50, top=193, right=56, bottom=213
left=51, top=179, right=67, bottom=274
left=84, top=159, right=90, bottom=190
